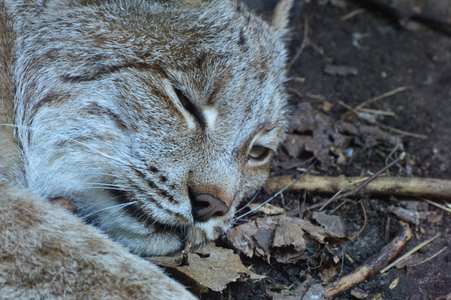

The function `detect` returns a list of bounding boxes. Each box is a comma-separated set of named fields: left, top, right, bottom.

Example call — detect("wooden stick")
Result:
left=324, top=223, right=412, bottom=297
left=265, top=175, right=451, bottom=200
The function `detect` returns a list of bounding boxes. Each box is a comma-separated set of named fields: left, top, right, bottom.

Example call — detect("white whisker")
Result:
left=234, top=190, right=260, bottom=214
left=0, top=123, right=140, bottom=171
left=85, top=182, right=128, bottom=189
left=84, top=186, right=129, bottom=192
left=83, top=201, right=138, bottom=219
left=233, top=163, right=316, bottom=224
left=88, top=172, right=124, bottom=179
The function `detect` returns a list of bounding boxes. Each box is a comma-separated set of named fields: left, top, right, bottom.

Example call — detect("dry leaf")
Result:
left=286, top=102, right=398, bottom=169
left=226, top=220, right=259, bottom=258
left=272, top=217, right=308, bottom=263
left=287, top=103, right=351, bottom=168
left=227, top=215, right=348, bottom=264
left=319, top=263, right=340, bottom=283
left=312, top=211, right=346, bottom=237
left=148, top=243, right=264, bottom=294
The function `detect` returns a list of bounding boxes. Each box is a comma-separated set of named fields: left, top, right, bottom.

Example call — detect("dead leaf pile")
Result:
left=285, top=102, right=398, bottom=168
left=227, top=215, right=348, bottom=264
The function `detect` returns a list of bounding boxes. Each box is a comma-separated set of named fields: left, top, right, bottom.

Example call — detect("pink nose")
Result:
left=191, top=193, right=229, bottom=222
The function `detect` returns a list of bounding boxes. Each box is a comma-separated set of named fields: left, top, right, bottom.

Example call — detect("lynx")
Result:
left=0, top=0, right=292, bottom=298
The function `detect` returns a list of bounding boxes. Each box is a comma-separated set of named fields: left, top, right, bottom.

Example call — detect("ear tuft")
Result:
left=271, top=0, right=294, bottom=35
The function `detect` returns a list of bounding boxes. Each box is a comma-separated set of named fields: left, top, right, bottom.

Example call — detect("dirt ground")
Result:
left=199, top=0, right=451, bottom=299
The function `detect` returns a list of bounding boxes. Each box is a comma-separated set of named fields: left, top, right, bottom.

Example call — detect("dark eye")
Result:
left=175, top=88, right=191, bottom=110
left=249, top=146, right=271, bottom=161
left=174, top=88, right=205, bottom=128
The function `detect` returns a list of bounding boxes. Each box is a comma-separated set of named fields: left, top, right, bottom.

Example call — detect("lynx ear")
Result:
left=271, top=0, right=295, bottom=35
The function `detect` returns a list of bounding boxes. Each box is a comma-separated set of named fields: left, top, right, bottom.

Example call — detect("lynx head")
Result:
left=9, top=0, right=293, bottom=255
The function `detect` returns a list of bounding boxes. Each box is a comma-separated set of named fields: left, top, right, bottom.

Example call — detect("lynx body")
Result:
left=0, top=0, right=292, bottom=297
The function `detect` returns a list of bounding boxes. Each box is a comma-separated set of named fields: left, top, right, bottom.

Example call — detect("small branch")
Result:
left=357, top=107, right=396, bottom=116
left=409, top=246, right=447, bottom=268
left=339, top=100, right=427, bottom=139
left=380, top=233, right=441, bottom=273
left=349, top=200, right=367, bottom=241
left=324, top=223, right=412, bottom=297
left=423, top=198, right=451, bottom=213
left=320, top=153, right=404, bottom=210
left=265, top=175, right=451, bottom=200
left=341, top=8, right=366, bottom=21
left=289, top=17, right=309, bottom=68
left=355, top=86, right=413, bottom=110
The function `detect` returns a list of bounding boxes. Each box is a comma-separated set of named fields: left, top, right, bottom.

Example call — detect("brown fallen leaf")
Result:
left=319, top=259, right=341, bottom=283
left=272, top=217, right=308, bottom=264
left=227, top=215, right=348, bottom=264
left=285, top=102, right=397, bottom=169
left=312, top=211, right=346, bottom=237
left=226, top=220, right=260, bottom=258
left=147, top=243, right=264, bottom=294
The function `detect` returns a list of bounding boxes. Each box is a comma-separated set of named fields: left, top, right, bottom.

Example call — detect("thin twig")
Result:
left=355, top=86, right=413, bottom=110
left=320, top=152, right=405, bottom=210
left=380, top=233, right=441, bottom=273
left=289, top=17, right=309, bottom=67
left=408, top=246, right=448, bottom=267
left=341, top=8, right=366, bottom=21
left=339, top=100, right=426, bottom=139
left=379, top=124, right=427, bottom=139
left=287, top=87, right=304, bottom=99
left=319, top=177, right=367, bottom=211
left=349, top=200, right=367, bottom=241
left=423, top=198, right=451, bottom=213
left=357, top=107, right=396, bottom=116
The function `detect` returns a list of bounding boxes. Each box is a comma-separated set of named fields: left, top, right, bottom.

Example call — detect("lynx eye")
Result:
left=249, top=145, right=270, bottom=161
left=174, top=88, right=205, bottom=128
left=174, top=88, right=191, bottom=110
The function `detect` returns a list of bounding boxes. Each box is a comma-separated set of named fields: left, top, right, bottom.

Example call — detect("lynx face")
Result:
left=11, top=0, right=289, bottom=255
